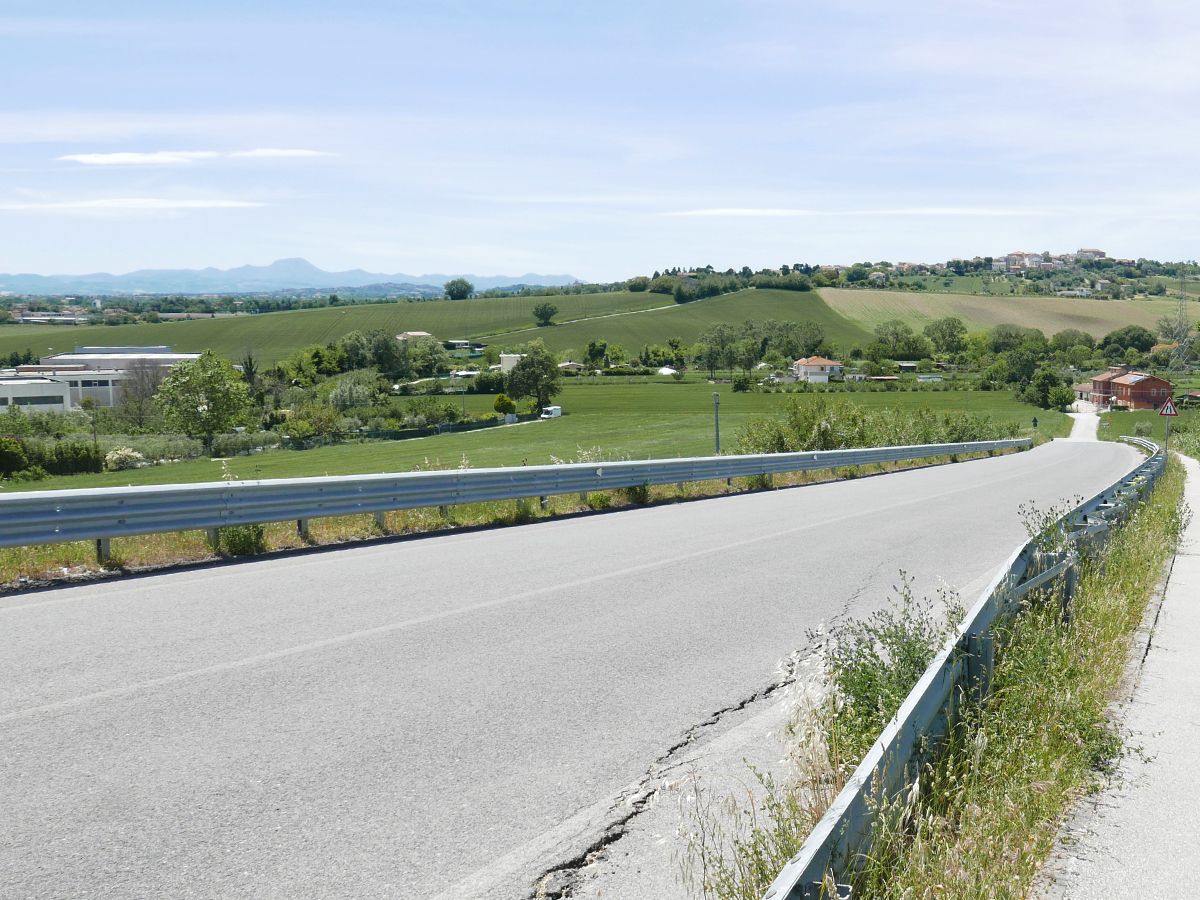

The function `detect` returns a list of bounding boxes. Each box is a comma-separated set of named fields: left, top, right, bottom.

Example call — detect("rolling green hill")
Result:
left=820, top=288, right=1180, bottom=338
left=0, top=284, right=1177, bottom=366
left=0, top=288, right=871, bottom=362
left=0, top=291, right=666, bottom=363
left=478, top=288, right=873, bottom=354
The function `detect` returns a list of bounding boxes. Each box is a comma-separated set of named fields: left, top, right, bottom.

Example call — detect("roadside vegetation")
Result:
left=681, top=455, right=1186, bottom=900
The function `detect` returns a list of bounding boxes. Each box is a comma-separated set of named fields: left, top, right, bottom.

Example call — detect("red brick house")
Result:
left=1110, top=372, right=1175, bottom=410
left=1086, top=365, right=1132, bottom=407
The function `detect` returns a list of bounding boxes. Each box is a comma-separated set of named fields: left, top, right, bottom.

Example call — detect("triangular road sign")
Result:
left=1159, top=397, right=1178, bottom=416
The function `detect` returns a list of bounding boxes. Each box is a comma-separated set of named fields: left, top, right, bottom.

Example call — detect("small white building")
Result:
left=0, top=374, right=72, bottom=412
left=791, top=356, right=843, bottom=383
left=500, top=353, right=526, bottom=374
left=397, top=331, right=434, bottom=341
left=557, top=361, right=587, bottom=372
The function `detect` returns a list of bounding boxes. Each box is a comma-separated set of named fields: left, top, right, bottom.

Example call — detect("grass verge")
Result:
left=680, top=454, right=1185, bottom=900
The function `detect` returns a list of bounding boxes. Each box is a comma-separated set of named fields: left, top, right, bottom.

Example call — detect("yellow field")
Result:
left=820, top=288, right=1180, bottom=338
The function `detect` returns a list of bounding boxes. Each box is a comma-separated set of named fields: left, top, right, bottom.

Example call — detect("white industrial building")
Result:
left=38, top=345, right=200, bottom=374
left=15, top=367, right=128, bottom=407
left=0, top=374, right=72, bottom=412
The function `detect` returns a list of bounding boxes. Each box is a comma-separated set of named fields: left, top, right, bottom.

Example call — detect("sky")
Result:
left=3, top=0, right=1200, bottom=281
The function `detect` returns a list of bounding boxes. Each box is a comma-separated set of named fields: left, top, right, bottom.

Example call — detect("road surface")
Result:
left=1, top=438, right=1139, bottom=899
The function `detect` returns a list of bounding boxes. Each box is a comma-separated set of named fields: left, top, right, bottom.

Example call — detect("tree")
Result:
left=118, top=359, right=164, bottom=429
left=532, top=302, right=559, bottom=327
left=922, top=316, right=968, bottom=354
left=584, top=339, right=608, bottom=367
left=1050, top=328, right=1095, bottom=351
left=1023, top=367, right=1062, bottom=408
left=626, top=276, right=650, bottom=292
left=443, top=278, right=474, bottom=301
left=493, top=393, right=517, bottom=415
left=1099, top=325, right=1155, bottom=354
left=506, top=340, right=562, bottom=413
left=155, top=350, right=251, bottom=451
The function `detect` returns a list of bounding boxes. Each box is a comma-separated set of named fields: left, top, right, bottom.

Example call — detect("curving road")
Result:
left=0, top=436, right=1138, bottom=899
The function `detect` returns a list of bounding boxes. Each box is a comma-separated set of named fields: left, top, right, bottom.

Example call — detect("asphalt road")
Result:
left=0, top=439, right=1139, bottom=899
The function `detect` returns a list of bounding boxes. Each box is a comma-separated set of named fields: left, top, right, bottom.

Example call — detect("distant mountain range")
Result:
left=0, top=258, right=580, bottom=296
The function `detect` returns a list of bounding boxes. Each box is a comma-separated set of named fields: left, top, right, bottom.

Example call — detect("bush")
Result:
left=9, top=465, right=48, bottom=483
left=39, top=441, right=103, bottom=476
left=586, top=491, right=613, bottom=510
left=0, top=436, right=29, bottom=477
left=1134, top=420, right=1153, bottom=437
left=619, top=482, right=651, bottom=504
left=104, top=447, right=146, bottom=471
left=219, top=524, right=267, bottom=557
left=732, top=374, right=753, bottom=392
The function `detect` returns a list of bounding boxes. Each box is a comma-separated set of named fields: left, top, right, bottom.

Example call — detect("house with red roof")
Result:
left=791, top=356, right=843, bottom=383
left=1110, top=371, right=1174, bottom=410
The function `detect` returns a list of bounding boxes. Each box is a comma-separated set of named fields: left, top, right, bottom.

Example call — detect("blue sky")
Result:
left=3, top=0, right=1199, bottom=280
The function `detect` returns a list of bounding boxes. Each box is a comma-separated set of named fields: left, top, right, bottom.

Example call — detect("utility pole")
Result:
left=713, top=391, right=721, bottom=454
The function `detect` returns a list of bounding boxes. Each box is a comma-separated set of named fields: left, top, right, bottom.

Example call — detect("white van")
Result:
left=539, top=405, right=562, bottom=419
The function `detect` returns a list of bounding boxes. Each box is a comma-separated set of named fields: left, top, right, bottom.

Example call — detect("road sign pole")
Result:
left=1159, top=396, right=1178, bottom=453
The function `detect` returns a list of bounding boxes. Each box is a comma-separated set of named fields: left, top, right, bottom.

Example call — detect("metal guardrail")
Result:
left=763, top=436, right=1167, bottom=900
left=0, top=438, right=1028, bottom=559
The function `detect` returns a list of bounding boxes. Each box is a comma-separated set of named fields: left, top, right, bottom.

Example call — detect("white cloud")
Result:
left=662, top=207, right=1046, bottom=218
left=57, top=149, right=335, bottom=166
left=662, top=208, right=820, bottom=218
left=0, top=197, right=265, bottom=211
left=228, top=148, right=335, bottom=159
left=58, top=151, right=221, bottom=166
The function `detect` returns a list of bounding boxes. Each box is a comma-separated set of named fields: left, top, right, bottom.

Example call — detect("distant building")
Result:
left=39, top=346, right=199, bottom=374
left=0, top=374, right=72, bottom=412
left=1110, top=372, right=1174, bottom=410
left=791, top=356, right=843, bottom=383
left=499, top=353, right=526, bottom=374
left=1076, top=248, right=1107, bottom=261
left=396, top=331, right=434, bottom=341
left=14, top=366, right=127, bottom=407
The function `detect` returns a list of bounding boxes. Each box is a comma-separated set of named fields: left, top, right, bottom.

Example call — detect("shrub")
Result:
left=40, top=441, right=103, bottom=476
left=1134, top=420, right=1153, bottom=437
left=0, top=436, right=29, bottom=477
left=219, top=524, right=267, bottom=557
left=732, top=374, right=753, bottom=392
left=586, top=491, right=613, bottom=510
left=105, top=447, right=146, bottom=471
left=619, top=482, right=651, bottom=504
left=9, top=465, right=48, bottom=483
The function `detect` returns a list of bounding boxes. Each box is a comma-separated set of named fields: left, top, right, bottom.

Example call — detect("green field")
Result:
left=0, top=291, right=668, bottom=363
left=477, top=289, right=872, bottom=354
left=1097, top=408, right=1196, bottom=443
left=821, top=288, right=1180, bottom=338
left=4, top=386, right=1065, bottom=492
left=0, top=286, right=1178, bottom=366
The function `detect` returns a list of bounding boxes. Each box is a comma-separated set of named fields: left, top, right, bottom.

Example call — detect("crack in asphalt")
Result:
left=527, top=645, right=815, bottom=899
left=526, top=571, right=891, bottom=898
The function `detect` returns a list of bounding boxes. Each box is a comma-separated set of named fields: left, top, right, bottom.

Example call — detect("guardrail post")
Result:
left=373, top=511, right=388, bottom=531
left=579, top=491, right=588, bottom=504
left=206, top=528, right=220, bottom=551
left=297, top=518, right=311, bottom=541
left=95, top=538, right=111, bottom=565
left=539, top=496, right=549, bottom=511
left=438, top=505, right=450, bottom=520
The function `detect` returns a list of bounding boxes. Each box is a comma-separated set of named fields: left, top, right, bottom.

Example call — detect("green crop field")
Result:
left=492, top=289, right=873, bottom=355
left=5, top=385, right=1064, bottom=493
left=820, top=288, right=1180, bottom=338
left=0, top=291, right=668, bottom=364
left=0, top=288, right=871, bottom=363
